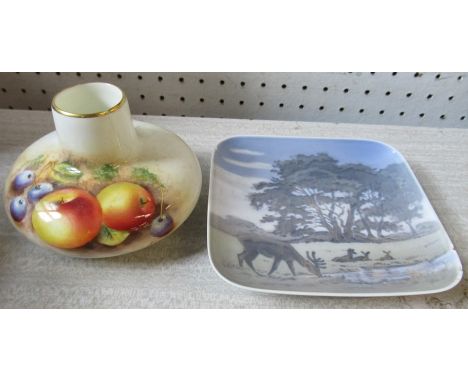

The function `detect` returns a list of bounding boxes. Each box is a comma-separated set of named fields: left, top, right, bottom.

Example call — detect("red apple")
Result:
left=32, top=188, right=102, bottom=249
left=97, top=182, right=156, bottom=231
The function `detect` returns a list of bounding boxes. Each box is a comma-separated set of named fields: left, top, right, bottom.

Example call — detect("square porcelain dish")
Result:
left=207, top=136, right=462, bottom=296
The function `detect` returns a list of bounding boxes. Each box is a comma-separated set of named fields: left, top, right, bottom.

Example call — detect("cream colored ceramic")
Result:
left=4, top=83, right=201, bottom=258
left=51, top=82, right=139, bottom=162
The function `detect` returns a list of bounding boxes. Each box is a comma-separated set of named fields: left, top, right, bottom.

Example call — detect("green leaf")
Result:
left=93, top=163, right=119, bottom=181
left=51, top=162, right=83, bottom=182
left=24, top=154, right=46, bottom=170
left=131, top=167, right=160, bottom=185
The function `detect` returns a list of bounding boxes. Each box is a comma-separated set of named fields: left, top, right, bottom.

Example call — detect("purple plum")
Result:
left=150, top=214, right=174, bottom=237
left=12, top=170, right=35, bottom=191
left=27, top=182, right=54, bottom=202
left=10, top=196, right=27, bottom=222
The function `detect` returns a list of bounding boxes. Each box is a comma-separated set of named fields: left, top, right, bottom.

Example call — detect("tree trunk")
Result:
left=327, top=194, right=344, bottom=241
left=331, top=217, right=344, bottom=241
left=309, top=195, right=336, bottom=240
left=357, top=207, right=375, bottom=239
left=277, top=213, right=290, bottom=237
left=376, top=217, right=384, bottom=238
left=343, top=204, right=356, bottom=240
left=376, top=203, right=386, bottom=238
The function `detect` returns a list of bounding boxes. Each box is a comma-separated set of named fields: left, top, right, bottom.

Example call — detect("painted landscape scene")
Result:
left=208, top=137, right=462, bottom=295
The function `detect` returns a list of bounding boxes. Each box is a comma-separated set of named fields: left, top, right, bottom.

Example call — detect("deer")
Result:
left=332, top=248, right=356, bottom=262
left=354, top=251, right=370, bottom=261
left=379, top=250, right=394, bottom=261
left=237, top=239, right=322, bottom=277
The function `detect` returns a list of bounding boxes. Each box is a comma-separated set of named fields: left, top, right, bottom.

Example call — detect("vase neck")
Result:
left=52, top=99, right=139, bottom=163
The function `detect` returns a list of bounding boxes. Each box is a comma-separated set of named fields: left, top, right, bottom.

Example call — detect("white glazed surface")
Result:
left=207, top=136, right=463, bottom=296
left=52, top=83, right=139, bottom=162
left=53, top=82, right=124, bottom=114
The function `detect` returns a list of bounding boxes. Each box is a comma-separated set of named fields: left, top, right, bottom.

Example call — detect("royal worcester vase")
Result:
left=4, top=82, right=201, bottom=258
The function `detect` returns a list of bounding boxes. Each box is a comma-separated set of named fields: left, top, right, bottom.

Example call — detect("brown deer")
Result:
left=237, top=239, right=321, bottom=277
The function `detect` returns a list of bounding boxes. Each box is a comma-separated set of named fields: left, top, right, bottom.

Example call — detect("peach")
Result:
left=97, top=182, right=156, bottom=231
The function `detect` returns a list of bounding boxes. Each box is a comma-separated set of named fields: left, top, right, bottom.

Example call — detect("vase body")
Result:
left=4, top=83, right=201, bottom=258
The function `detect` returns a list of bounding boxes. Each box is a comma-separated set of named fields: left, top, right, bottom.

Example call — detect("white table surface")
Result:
left=0, top=110, right=467, bottom=308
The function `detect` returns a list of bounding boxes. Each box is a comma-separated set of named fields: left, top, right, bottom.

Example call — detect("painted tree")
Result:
left=251, top=154, right=353, bottom=241
left=249, top=153, right=426, bottom=242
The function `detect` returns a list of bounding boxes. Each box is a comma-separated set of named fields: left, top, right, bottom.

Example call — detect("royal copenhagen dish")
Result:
left=207, top=136, right=462, bottom=296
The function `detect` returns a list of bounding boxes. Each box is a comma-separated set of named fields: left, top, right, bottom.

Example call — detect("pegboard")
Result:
left=0, top=72, right=467, bottom=128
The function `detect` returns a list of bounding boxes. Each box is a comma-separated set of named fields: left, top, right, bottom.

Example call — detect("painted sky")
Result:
left=214, top=137, right=405, bottom=178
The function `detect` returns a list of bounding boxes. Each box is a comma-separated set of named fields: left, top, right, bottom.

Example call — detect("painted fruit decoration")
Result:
left=151, top=214, right=174, bottom=237
left=10, top=196, right=28, bottom=222
left=97, top=182, right=156, bottom=231
left=13, top=170, right=35, bottom=191
left=97, top=225, right=130, bottom=247
left=27, top=182, right=54, bottom=202
left=32, top=188, right=102, bottom=249
left=6, top=154, right=175, bottom=252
